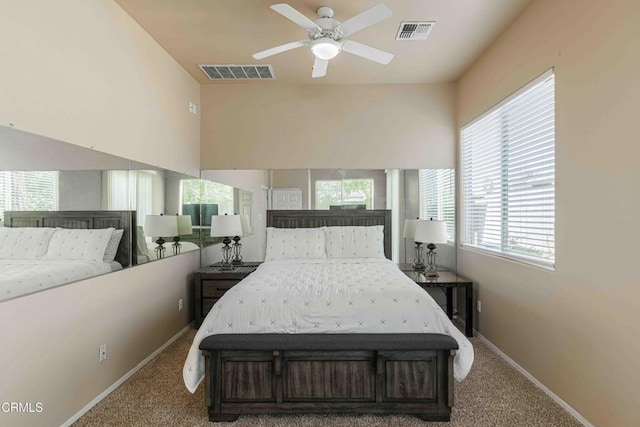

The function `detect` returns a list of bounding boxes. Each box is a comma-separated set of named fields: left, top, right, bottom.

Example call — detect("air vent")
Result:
left=395, top=21, right=435, bottom=40
left=199, top=64, right=276, bottom=80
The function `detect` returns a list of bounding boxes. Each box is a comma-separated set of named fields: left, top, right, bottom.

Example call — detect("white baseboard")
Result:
left=61, top=323, right=193, bottom=427
left=475, top=330, right=593, bottom=427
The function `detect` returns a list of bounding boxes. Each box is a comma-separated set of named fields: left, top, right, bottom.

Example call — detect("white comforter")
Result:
left=0, top=259, right=115, bottom=299
left=183, top=258, right=474, bottom=393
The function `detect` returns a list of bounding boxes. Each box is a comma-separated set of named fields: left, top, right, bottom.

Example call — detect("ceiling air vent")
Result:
left=199, top=64, right=276, bottom=80
left=395, top=21, right=435, bottom=41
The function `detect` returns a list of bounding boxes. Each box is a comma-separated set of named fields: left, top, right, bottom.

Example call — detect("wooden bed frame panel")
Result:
left=4, top=210, right=136, bottom=268
left=200, top=210, right=457, bottom=422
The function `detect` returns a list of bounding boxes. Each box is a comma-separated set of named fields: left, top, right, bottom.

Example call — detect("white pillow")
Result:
left=103, top=229, right=124, bottom=263
left=324, top=225, right=385, bottom=259
left=0, top=227, right=57, bottom=259
left=265, top=227, right=326, bottom=260
left=44, top=228, right=115, bottom=262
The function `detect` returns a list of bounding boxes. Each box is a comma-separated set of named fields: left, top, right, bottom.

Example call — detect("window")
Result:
left=418, top=169, right=455, bottom=242
left=180, top=179, right=234, bottom=214
left=0, top=171, right=59, bottom=221
left=461, top=69, right=555, bottom=268
left=103, top=170, right=152, bottom=220
left=135, top=172, right=153, bottom=221
left=315, top=179, right=374, bottom=209
left=103, top=170, right=131, bottom=210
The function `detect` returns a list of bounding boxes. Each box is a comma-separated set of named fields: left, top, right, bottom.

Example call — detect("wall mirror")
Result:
left=199, top=170, right=262, bottom=268
left=0, top=125, right=200, bottom=302
left=126, top=164, right=256, bottom=263
left=199, top=169, right=455, bottom=272
left=127, top=162, right=201, bottom=265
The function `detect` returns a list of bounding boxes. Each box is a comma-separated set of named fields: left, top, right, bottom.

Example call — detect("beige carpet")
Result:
left=74, top=329, right=582, bottom=427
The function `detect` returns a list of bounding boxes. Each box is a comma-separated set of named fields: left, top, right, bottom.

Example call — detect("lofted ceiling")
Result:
left=114, top=0, right=534, bottom=84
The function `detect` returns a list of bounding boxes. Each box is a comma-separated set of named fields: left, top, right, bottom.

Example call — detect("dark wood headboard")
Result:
left=267, top=209, right=392, bottom=260
left=4, top=210, right=136, bottom=268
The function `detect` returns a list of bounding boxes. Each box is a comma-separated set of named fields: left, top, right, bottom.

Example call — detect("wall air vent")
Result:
left=199, top=64, right=276, bottom=80
left=395, top=21, right=435, bottom=40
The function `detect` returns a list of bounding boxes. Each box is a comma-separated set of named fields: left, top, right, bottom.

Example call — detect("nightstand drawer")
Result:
left=202, top=280, right=240, bottom=297
left=194, top=263, right=262, bottom=328
left=202, top=298, right=219, bottom=315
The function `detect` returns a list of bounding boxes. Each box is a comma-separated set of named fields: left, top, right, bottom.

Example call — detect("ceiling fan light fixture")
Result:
left=311, top=38, right=341, bottom=60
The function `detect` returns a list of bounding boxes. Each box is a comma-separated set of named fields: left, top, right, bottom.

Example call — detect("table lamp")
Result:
left=144, top=214, right=178, bottom=260
left=403, top=218, right=424, bottom=271
left=172, top=214, right=193, bottom=255
left=231, top=214, right=253, bottom=266
left=414, top=218, right=448, bottom=278
left=210, top=214, right=243, bottom=269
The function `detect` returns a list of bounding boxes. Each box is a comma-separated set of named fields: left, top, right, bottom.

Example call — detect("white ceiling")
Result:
left=114, top=0, right=534, bottom=84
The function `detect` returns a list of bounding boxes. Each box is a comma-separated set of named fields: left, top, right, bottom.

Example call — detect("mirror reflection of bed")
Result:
left=1, top=210, right=133, bottom=300
left=0, top=125, right=254, bottom=302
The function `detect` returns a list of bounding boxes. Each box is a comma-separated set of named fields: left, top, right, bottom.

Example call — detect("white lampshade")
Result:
left=144, top=215, right=178, bottom=237
left=403, top=219, right=418, bottom=239
left=240, top=215, right=253, bottom=236
left=177, top=215, right=193, bottom=235
left=414, top=219, right=448, bottom=244
left=210, top=215, right=243, bottom=238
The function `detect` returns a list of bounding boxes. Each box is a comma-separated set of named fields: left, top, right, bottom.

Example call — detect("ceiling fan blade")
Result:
left=342, top=40, right=394, bottom=65
left=253, top=40, right=309, bottom=60
left=338, top=4, right=392, bottom=36
left=312, top=57, right=328, bottom=78
left=271, top=4, right=322, bottom=32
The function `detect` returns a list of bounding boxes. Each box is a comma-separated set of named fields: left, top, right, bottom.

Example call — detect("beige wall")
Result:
left=0, top=1, right=201, bottom=426
left=201, top=83, right=455, bottom=170
left=0, top=0, right=200, bottom=177
left=456, top=0, right=640, bottom=425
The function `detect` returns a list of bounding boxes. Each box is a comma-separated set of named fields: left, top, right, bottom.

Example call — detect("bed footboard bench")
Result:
left=200, top=333, right=458, bottom=422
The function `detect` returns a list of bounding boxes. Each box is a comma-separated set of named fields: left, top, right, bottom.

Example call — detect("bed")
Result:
left=1, top=210, right=134, bottom=299
left=184, top=210, right=473, bottom=422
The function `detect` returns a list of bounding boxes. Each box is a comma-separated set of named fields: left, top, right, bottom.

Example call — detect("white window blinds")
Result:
left=461, top=69, right=555, bottom=268
left=0, top=171, right=59, bottom=221
left=418, top=169, right=455, bottom=242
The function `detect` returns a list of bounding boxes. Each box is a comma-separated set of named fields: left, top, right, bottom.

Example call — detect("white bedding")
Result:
left=183, top=258, right=474, bottom=393
left=0, top=259, right=115, bottom=299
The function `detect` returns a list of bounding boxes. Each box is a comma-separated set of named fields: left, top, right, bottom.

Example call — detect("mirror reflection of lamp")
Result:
left=414, top=218, right=448, bottom=278
left=231, top=215, right=253, bottom=266
left=209, top=214, right=243, bottom=269
left=144, top=214, right=178, bottom=260
left=403, top=218, right=424, bottom=271
left=172, top=214, right=193, bottom=255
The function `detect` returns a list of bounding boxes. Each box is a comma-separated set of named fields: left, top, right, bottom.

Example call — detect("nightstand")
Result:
left=194, top=262, right=261, bottom=327
left=398, top=264, right=474, bottom=337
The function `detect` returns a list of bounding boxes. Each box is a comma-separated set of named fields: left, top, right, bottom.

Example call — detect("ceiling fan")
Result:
left=253, top=3, right=394, bottom=78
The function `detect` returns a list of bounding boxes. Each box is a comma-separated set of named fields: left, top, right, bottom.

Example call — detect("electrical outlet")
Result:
left=477, top=300, right=482, bottom=313
left=189, top=102, right=197, bottom=115
left=178, top=298, right=184, bottom=311
left=99, top=344, right=107, bottom=363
